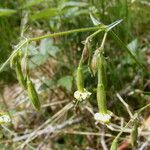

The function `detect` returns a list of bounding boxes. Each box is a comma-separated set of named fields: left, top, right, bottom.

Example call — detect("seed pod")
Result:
left=131, top=119, right=139, bottom=147
left=96, top=53, right=107, bottom=114
left=110, top=138, right=118, bottom=150
left=15, top=60, right=27, bottom=89
left=97, top=83, right=107, bottom=114
left=27, top=77, right=41, bottom=111
left=76, top=67, right=84, bottom=92
left=97, top=53, right=107, bottom=88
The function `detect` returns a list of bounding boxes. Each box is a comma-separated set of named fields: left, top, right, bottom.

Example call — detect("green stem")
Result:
left=98, top=32, right=108, bottom=52
left=29, top=26, right=105, bottom=42
left=0, top=38, right=28, bottom=72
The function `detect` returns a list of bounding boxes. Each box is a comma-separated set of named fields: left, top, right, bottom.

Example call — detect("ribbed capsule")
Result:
left=97, top=53, right=107, bottom=88
left=27, top=77, right=41, bottom=111
left=10, top=50, right=27, bottom=89
left=131, top=119, right=139, bottom=147
left=76, top=67, right=84, bottom=92
left=97, top=53, right=107, bottom=114
left=15, top=60, right=27, bottom=89
left=110, top=138, right=118, bottom=150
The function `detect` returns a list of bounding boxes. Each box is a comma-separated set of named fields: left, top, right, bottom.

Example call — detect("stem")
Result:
left=0, top=38, right=28, bottom=72
left=99, top=32, right=108, bottom=52
left=29, top=26, right=105, bottom=42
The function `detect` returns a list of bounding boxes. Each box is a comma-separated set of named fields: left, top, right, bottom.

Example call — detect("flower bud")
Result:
left=91, top=50, right=99, bottom=76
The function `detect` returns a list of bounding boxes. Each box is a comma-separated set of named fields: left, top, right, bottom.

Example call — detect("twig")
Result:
left=100, top=127, right=108, bottom=150
left=13, top=116, right=83, bottom=142
left=19, top=102, right=73, bottom=149
left=116, top=93, right=133, bottom=118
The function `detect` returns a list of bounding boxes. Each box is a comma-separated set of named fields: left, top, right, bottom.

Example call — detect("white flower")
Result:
left=74, top=89, right=91, bottom=101
left=0, top=115, right=11, bottom=124
left=94, top=112, right=112, bottom=124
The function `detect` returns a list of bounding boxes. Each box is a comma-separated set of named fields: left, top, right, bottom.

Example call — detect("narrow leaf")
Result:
left=21, top=0, right=45, bottom=9
left=107, top=19, right=123, bottom=31
left=0, top=8, right=16, bottom=17
left=90, top=13, right=101, bottom=26
left=30, top=8, right=58, bottom=20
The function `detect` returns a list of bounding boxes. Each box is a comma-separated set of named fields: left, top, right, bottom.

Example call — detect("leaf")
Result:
left=0, top=8, right=16, bottom=17
left=59, top=1, right=88, bottom=10
left=39, top=39, right=60, bottom=57
left=57, top=76, right=73, bottom=91
left=90, top=13, right=101, bottom=26
left=21, top=0, right=45, bottom=9
left=109, top=31, right=145, bottom=69
left=30, top=8, right=58, bottom=20
left=39, top=79, right=55, bottom=90
left=127, top=39, right=138, bottom=52
left=29, top=54, right=48, bottom=68
left=107, top=19, right=123, bottom=31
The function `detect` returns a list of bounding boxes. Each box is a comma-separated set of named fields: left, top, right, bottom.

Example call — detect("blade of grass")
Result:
left=109, top=31, right=146, bottom=70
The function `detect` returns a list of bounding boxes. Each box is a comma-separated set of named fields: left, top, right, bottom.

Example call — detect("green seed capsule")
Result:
left=97, top=83, right=107, bottom=114
left=97, top=53, right=107, bottom=114
left=27, top=77, right=41, bottom=111
left=76, top=67, right=84, bottom=92
left=15, top=60, right=27, bottom=89
left=97, top=53, right=107, bottom=88
left=131, top=119, right=139, bottom=147
left=110, top=138, right=118, bottom=150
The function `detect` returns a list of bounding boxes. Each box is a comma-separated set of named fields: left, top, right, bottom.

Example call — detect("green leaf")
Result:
left=39, top=79, right=55, bottom=90
left=57, top=76, right=73, bottom=91
left=0, top=8, right=16, bottom=17
left=39, top=39, right=60, bottom=58
left=29, top=54, right=48, bottom=68
left=90, top=13, right=101, bottom=26
left=127, top=39, right=138, bottom=52
left=110, top=31, right=145, bottom=69
left=107, top=19, right=123, bottom=31
left=21, top=0, right=45, bottom=9
left=59, top=1, right=88, bottom=10
left=30, top=8, right=58, bottom=20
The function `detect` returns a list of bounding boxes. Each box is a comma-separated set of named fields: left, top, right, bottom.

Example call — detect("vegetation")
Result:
left=0, top=0, right=149, bottom=149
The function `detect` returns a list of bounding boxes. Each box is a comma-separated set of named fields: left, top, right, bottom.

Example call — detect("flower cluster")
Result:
left=94, top=111, right=112, bottom=124
left=0, top=114, right=11, bottom=124
left=74, top=89, right=91, bottom=101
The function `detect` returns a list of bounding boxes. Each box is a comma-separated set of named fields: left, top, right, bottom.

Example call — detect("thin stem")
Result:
left=29, top=26, right=105, bottom=42
left=99, top=32, right=108, bottom=52
left=0, top=38, right=28, bottom=72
